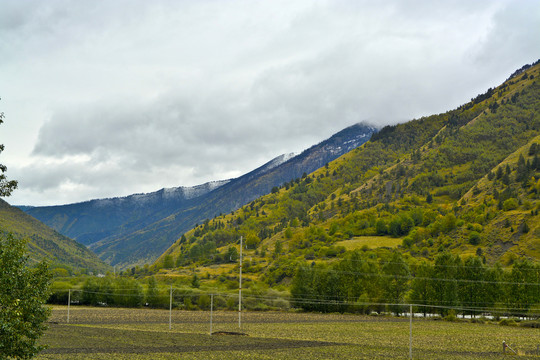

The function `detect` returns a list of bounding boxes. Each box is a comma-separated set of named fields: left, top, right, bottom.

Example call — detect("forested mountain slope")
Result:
left=154, top=60, right=540, bottom=280
left=0, top=199, right=109, bottom=273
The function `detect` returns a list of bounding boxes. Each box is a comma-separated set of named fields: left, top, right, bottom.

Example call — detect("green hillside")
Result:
left=151, top=61, right=540, bottom=287
left=0, top=199, right=110, bottom=274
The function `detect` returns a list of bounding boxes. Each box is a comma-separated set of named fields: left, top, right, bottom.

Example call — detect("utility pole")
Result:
left=210, top=294, right=214, bottom=335
left=238, top=236, right=243, bottom=329
left=67, top=289, right=71, bottom=323
left=409, top=304, right=413, bottom=359
left=169, top=285, right=173, bottom=330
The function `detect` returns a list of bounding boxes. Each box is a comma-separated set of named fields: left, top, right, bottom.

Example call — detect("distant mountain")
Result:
left=24, top=180, right=230, bottom=247
left=23, top=123, right=376, bottom=268
left=0, top=199, right=109, bottom=273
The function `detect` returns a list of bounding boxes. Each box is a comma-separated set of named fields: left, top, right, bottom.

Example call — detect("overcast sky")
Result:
left=1, top=0, right=539, bottom=206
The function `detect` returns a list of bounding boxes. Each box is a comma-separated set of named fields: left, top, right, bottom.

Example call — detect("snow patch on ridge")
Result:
left=178, top=180, right=230, bottom=200
left=264, top=152, right=297, bottom=171
left=91, top=180, right=230, bottom=207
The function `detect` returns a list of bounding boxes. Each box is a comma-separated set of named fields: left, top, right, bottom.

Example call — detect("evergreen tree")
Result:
left=496, top=166, right=503, bottom=179
left=516, top=154, right=528, bottom=182
left=191, top=273, right=200, bottom=288
left=273, top=240, right=283, bottom=259
left=163, top=255, right=174, bottom=269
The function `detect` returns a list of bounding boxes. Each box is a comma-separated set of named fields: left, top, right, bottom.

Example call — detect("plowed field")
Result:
left=36, top=307, right=540, bottom=359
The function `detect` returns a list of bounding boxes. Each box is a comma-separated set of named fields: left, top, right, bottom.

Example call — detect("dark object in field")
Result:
left=211, top=331, right=249, bottom=336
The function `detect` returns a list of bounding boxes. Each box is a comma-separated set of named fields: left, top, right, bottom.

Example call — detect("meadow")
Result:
left=36, top=306, right=540, bottom=359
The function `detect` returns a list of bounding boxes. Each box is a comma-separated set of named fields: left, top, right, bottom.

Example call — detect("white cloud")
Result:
left=1, top=0, right=538, bottom=206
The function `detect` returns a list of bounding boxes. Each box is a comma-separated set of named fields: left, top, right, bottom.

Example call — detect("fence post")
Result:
left=67, top=289, right=71, bottom=324
left=169, top=286, right=173, bottom=330
left=409, top=304, right=413, bottom=359
left=239, top=236, right=243, bottom=329
left=210, top=294, right=214, bottom=335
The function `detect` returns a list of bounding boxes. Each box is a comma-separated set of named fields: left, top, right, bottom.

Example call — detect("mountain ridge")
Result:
left=23, top=122, right=377, bottom=267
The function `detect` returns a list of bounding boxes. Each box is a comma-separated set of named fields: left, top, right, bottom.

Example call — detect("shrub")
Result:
left=499, top=318, right=518, bottom=326
left=469, top=231, right=481, bottom=245
left=502, top=198, right=519, bottom=211
left=520, top=320, right=540, bottom=328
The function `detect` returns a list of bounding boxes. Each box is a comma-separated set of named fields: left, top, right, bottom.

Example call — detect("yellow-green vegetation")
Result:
left=136, top=61, right=540, bottom=318
left=37, top=307, right=540, bottom=359
left=152, top=61, right=540, bottom=269
left=1, top=232, right=51, bottom=359
left=336, top=236, right=403, bottom=250
left=0, top=199, right=110, bottom=274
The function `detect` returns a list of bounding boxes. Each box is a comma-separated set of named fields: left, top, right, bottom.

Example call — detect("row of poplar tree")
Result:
left=290, top=251, right=540, bottom=317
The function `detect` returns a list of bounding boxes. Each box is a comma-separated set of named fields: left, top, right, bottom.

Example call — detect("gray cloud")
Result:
left=2, top=0, right=539, bottom=206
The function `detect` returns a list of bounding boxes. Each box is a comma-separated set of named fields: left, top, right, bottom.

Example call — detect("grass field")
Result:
left=336, top=236, right=403, bottom=250
left=37, top=306, right=540, bottom=359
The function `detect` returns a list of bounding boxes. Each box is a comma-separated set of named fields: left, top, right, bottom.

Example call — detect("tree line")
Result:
left=291, top=250, right=540, bottom=318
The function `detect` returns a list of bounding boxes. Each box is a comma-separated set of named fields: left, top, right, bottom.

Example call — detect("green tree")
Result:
left=0, top=232, right=51, bottom=359
left=442, top=213, right=457, bottom=233
left=457, top=257, right=485, bottom=317
left=431, top=252, right=460, bottom=316
left=502, top=198, right=518, bottom=211
left=226, top=246, right=238, bottom=262
left=113, top=278, right=143, bottom=307
left=163, top=254, right=174, bottom=269
left=145, top=276, right=160, bottom=307
left=468, top=231, right=481, bottom=245
left=273, top=240, right=283, bottom=259
left=245, top=234, right=260, bottom=249
left=380, top=252, right=410, bottom=315
left=81, top=278, right=100, bottom=305
left=191, top=273, right=200, bottom=288
left=506, top=260, right=539, bottom=315
left=375, top=219, right=387, bottom=235
left=409, top=261, right=433, bottom=317
left=0, top=105, right=18, bottom=196
left=0, top=108, right=50, bottom=359
left=290, top=265, right=316, bottom=311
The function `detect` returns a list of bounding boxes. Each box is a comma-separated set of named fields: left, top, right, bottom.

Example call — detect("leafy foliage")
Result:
left=0, top=104, right=17, bottom=197
left=0, top=232, right=51, bottom=359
